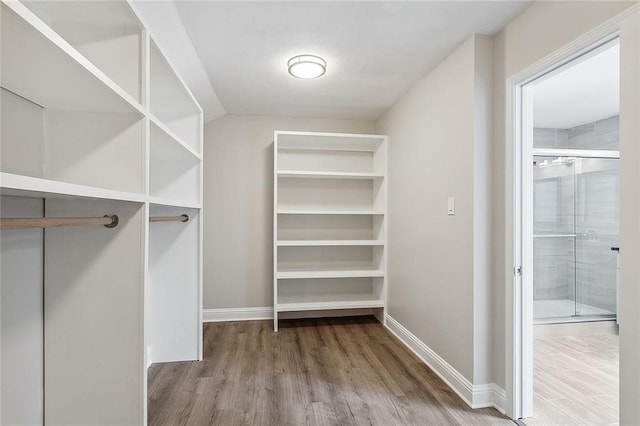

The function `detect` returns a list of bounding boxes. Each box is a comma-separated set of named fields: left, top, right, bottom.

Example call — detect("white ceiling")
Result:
left=174, top=1, right=531, bottom=121
left=533, top=43, right=620, bottom=129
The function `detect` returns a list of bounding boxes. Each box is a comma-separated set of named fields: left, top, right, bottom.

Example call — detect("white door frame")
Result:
left=504, top=9, right=637, bottom=419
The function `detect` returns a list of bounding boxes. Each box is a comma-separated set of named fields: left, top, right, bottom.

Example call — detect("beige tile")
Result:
left=529, top=333, right=619, bottom=425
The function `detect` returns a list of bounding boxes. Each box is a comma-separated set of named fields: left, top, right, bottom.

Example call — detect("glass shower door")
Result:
left=532, top=155, right=619, bottom=323
left=574, top=158, right=619, bottom=318
left=533, top=156, right=577, bottom=322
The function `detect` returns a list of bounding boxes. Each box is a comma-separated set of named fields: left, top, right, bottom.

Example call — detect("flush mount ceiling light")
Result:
left=287, top=54, right=326, bottom=79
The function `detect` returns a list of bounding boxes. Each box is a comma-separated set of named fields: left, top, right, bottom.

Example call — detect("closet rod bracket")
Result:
left=104, top=215, right=119, bottom=228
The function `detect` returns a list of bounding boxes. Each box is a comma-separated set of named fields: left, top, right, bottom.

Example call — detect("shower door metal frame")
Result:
left=532, top=149, right=620, bottom=159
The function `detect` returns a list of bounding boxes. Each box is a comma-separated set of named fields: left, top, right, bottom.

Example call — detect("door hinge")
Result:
left=514, top=266, right=522, bottom=276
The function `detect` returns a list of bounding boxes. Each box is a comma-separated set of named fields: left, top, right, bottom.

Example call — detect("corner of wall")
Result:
left=490, top=26, right=508, bottom=393
left=472, top=33, right=495, bottom=387
left=385, top=314, right=507, bottom=413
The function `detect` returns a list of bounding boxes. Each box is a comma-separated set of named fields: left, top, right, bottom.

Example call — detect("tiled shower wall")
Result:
left=533, top=115, right=619, bottom=150
left=533, top=115, right=619, bottom=318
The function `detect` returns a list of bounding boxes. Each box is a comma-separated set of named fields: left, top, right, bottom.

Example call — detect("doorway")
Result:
left=520, top=38, right=620, bottom=423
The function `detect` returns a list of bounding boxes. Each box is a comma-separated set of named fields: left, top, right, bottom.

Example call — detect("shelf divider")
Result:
left=277, top=269, right=384, bottom=280
left=277, top=170, right=384, bottom=180
left=277, top=209, right=384, bottom=215
left=277, top=294, right=384, bottom=312
left=277, top=240, right=384, bottom=247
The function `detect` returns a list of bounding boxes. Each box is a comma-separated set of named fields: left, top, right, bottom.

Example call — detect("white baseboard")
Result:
left=384, top=314, right=505, bottom=413
left=473, top=383, right=506, bottom=414
left=203, top=307, right=272, bottom=322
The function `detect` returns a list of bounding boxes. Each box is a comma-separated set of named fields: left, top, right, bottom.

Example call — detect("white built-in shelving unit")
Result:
left=0, top=1, right=203, bottom=424
left=273, top=131, right=388, bottom=331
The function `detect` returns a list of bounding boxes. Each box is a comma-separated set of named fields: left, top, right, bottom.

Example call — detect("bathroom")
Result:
left=527, top=40, right=620, bottom=424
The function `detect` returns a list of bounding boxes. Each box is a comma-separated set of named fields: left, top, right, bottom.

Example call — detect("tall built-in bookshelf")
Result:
left=273, top=131, right=388, bottom=331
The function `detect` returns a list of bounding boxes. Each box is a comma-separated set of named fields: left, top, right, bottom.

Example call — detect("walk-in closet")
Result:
left=3, top=1, right=640, bottom=425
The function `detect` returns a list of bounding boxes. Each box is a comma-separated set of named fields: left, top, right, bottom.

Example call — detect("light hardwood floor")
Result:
left=148, top=317, right=511, bottom=425
left=526, top=328, right=619, bottom=425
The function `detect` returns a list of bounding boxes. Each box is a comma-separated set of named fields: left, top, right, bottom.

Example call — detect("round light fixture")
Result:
left=287, top=54, right=326, bottom=79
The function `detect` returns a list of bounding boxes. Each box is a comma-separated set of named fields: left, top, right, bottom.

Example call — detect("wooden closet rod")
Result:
left=149, top=214, right=189, bottom=223
left=0, top=215, right=119, bottom=230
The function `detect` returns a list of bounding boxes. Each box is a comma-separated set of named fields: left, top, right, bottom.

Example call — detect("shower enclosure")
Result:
left=532, top=151, right=619, bottom=323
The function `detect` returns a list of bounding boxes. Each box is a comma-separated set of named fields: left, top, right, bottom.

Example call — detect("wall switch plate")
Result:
left=448, top=197, right=455, bottom=215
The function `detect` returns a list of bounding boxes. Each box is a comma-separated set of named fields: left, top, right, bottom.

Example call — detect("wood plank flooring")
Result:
left=525, top=330, right=619, bottom=425
left=148, top=317, right=511, bottom=425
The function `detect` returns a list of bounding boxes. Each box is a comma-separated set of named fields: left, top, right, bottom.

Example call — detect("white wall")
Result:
left=375, top=35, right=493, bottom=386
left=491, top=0, right=638, bottom=394
left=203, top=114, right=374, bottom=310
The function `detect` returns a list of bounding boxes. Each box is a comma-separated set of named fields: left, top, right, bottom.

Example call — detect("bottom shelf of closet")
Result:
left=277, top=293, right=384, bottom=312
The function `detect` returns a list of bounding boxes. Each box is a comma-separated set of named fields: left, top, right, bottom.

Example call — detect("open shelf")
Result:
left=278, top=214, right=383, bottom=241
left=278, top=245, right=383, bottom=273
left=277, top=209, right=384, bottom=215
left=276, top=131, right=385, bottom=152
left=1, top=2, right=146, bottom=197
left=148, top=197, right=202, bottom=210
left=149, top=115, right=202, bottom=161
left=0, top=173, right=146, bottom=203
left=278, top=150, right=377, bottom=174
left=277, top=240, right=384, bottom=246
left=20, top=0, right=144, bottom=104
left=276, top=131, right=386, bottom=177
left=150, top=40, right=202, bottom=154
left=1, top=88, right=145, bottom=194
left=149, top=121, right=201, bottom=205
left=277, top=294, right=385, bottom=312
left=277, top=269, right=384, bottom=279
left=277, top=170, right=384, bottom=179
left=278, top=175, right=384, bottom=212
left=1, top=2, right=144, bottom=114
